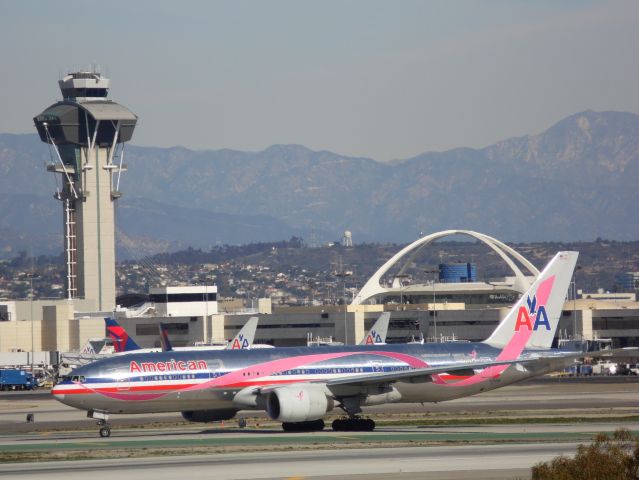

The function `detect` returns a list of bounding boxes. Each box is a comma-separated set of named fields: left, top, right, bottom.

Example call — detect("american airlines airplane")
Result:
left=54, top=252, right=589, bottom=437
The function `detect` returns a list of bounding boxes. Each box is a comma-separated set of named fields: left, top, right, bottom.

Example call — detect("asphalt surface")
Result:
left=0, top=377, right=637, bottom=479
left=2, top=376, right=639, bottom=433
left=0, top=443, right=581, bottom=480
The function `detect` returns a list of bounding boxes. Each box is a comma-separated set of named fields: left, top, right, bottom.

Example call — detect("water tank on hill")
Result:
left=439, top=263, right=477, bottom=283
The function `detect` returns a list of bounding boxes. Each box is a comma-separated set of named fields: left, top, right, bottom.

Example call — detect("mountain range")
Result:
left=0, top=110, right=637, bottom=258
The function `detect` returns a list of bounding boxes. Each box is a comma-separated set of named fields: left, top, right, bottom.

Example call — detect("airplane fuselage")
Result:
left=53, top=342, right=573, bottom=415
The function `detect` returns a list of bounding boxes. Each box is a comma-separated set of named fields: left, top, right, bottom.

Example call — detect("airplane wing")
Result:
left=323, top=358, right=534, bottom=389
left=359, top=312, right=390, bottom=345
left=226, top=316, right=258, bottom=350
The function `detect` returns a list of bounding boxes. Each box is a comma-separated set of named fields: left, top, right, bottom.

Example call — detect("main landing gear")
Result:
left=332, top=417, right=375, bottom=432
left=88, top=411, right=112, bottom=438
left=333, top=397, right=376, bottom=431
left=281, top=419, right=325, bottom=432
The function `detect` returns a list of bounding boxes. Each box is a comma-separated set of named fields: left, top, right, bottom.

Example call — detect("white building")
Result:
left=148, top=286, right=218, bottom=317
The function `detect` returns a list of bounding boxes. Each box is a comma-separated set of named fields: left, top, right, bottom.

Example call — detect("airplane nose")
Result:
left=51, top=385, right=66, bottom=403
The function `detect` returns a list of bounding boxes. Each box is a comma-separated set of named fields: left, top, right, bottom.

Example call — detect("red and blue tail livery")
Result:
left=158, top=323, right=174, bottom=352
left=105, top=317, right=141, bottom=353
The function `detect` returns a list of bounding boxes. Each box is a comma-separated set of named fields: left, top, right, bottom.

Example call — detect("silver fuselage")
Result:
left=52, top=342, right=575, bottom=415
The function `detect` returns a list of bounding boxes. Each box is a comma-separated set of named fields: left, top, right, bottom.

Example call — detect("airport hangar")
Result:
left=0, top=71, right=638, bottom=361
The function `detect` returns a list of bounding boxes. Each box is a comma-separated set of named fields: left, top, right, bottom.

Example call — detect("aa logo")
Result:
left=514, top=294, right=551, bottom=331
left=365, top=329, right=383, bottom=345
left=231, top=334, right=250, bottom=349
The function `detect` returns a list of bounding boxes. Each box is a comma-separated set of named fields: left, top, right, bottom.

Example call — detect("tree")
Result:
left=532, top=429, right=639, bottom=480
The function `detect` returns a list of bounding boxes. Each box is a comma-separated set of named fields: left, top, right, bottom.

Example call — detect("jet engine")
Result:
left=181, top=409, right=238, bottom=423
left=266, top=385, right=333, bottom=422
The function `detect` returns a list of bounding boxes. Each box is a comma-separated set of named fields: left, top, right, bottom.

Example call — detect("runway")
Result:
left=2, top=377, right=639, bottom=431
left=0, top=378, right=637, bottom=479
left=0, top=443, right=580, bottom=480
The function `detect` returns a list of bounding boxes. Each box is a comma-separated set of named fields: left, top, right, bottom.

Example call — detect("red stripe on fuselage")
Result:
left=54, top=378, right=327, bottom=396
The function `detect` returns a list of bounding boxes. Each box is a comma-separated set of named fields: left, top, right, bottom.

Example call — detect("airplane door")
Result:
left=116, top=376, right=130, bottom=391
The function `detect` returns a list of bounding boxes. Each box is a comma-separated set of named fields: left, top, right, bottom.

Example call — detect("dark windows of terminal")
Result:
left=149, top=293, right=217, bottom=303
left=593, top=318, right=639, bottom=330
left=136, top=323, right=188, bottom=336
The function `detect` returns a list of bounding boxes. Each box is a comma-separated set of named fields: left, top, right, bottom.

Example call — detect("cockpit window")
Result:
left=70, top=375, right=86, bottom=383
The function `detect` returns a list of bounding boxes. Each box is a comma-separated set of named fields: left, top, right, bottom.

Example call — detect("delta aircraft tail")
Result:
left=105, top=317, right=142, bottom=353
left=158, top=322, right=174, bottom=352
left=226, top=316, right=258, bottom=350
left=484, top=251, right=578, bottom=350
left=359, top=312, right=390, bottom=345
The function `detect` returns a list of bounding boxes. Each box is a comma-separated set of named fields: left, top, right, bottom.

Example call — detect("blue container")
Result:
left=439, top=263, right=477, bottom=283
left=579, top=365, right=593, bottom=376
left=0, top=369, right=34, bottom=390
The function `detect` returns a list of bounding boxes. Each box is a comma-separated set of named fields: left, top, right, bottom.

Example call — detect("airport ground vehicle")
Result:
left=0, top=369, right=35, bottom=390
left=54, top=252, right=609, bottom=438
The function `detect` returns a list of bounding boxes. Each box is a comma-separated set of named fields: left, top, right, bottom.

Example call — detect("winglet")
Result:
left=104, top=317, right=142, bottom=352
left=158, top=322, right=174, bottom=352
left=226, top=316, right=258, bottom=350
left=360, top=312, right=390, bottom=345
left=483, top=251, right=578, bottom=351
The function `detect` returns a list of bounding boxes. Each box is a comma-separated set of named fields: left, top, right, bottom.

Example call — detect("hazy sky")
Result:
left=2, top=0, right=638, bottom=161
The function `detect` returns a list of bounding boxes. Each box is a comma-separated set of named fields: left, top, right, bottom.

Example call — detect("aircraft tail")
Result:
left=360, top=312, right=390, bottom=345
left=158, top=322, right=174, bottom=352
left=104, top=317, right=142, bottom=353
left=483, top=251, right=578, bottom=351
left=226, top=316, right=258, bottom=350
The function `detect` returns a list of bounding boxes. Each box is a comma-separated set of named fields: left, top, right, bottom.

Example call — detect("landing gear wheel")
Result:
left=281, top=419, right=325, bottom=432
left=332, top=417, right=375, bottom=432
left=99, top=426, right=111, bottom=438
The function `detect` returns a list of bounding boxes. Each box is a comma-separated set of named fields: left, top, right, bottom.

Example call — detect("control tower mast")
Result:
left=33, top=72, right=137, bottom=311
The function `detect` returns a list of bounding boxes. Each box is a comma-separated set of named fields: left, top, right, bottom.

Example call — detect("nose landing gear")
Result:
left=98, top=420, right=111, bottom=438
left=88, top=410, right=112, bottom=438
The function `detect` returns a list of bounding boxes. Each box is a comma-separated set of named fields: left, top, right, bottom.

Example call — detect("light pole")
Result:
left=393, top=274, right=409, bottom=306
left=424, top=268, right=438, bottom=341
left=336, top=270, right=352, bottom=344
left=27, top=272, right=37, bottom=375
left=572, top=266, right=582, bottom=340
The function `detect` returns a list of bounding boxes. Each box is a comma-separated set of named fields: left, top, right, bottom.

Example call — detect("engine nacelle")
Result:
left=181, top=409, right=238, bottom=423
left=266, top=385, right=333, bottom=422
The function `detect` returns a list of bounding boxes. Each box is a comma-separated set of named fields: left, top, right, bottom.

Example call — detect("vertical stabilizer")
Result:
left=158, top=322, right=174, bottom=352
left=226, top=316, right=258, bottom=350
left=104, top=317, right=141, bottom=352
left=483, top=251, right=578, bottom=350
left=360, top=312, right=390, bottom=345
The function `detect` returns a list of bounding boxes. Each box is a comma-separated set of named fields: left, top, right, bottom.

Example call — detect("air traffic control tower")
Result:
left=33, top=72, right=137, bottom=311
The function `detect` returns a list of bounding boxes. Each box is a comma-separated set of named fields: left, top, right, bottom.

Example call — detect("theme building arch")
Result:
left=351, top=230, right=540, bottom=305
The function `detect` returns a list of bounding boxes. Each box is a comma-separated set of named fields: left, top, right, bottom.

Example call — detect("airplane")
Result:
left=158, top=322, right=173, bottom=352
left=107, top=316, right=262, bottom=354
left=360, top=312, right=389, bottom=345
left=54, top=251, right=596, bottom=437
